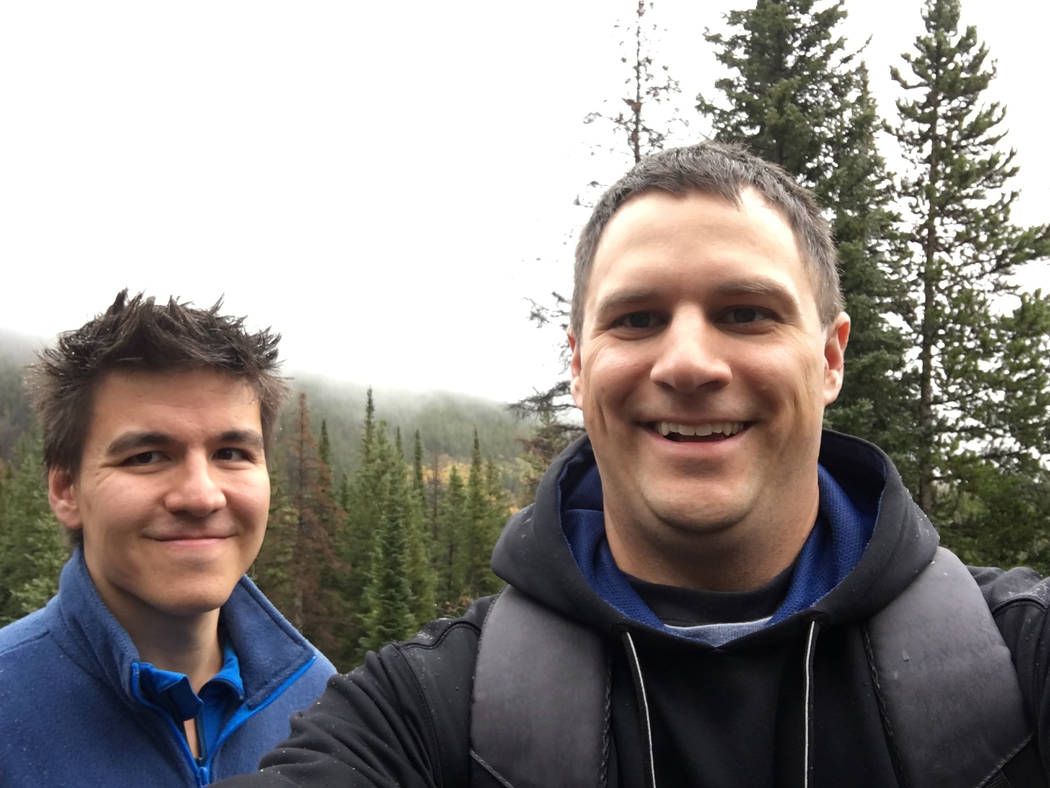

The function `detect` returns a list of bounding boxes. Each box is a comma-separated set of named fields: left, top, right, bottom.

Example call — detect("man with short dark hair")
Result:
left=0, top=291, right=334, bottom=787
left=219, top=143, right=1050, bottom=786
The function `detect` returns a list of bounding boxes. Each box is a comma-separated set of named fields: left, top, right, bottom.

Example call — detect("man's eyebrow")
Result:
left=710, top=277, right=800, bottom=306
left=593, top=289, right=662, bottom=316
left=594, top=277, right=800, bottom=314
left=104, top=431, right=173, bottom=457
left=217, top=430, right=265, bottom=450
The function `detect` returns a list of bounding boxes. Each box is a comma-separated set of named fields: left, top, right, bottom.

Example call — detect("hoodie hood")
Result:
left=491, top=430, right=939, bottom=643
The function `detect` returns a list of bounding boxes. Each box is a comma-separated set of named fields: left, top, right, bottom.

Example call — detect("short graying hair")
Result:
left=571, top=141, right=842, bottom=338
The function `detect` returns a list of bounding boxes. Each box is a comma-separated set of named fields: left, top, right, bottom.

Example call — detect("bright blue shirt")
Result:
left=137, top=637, right=245, bottom=760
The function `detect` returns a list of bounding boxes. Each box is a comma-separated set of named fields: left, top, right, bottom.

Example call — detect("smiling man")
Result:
left=0, top=292, right=334, bottom=787
left=218, top=143, right=1048, bottom=787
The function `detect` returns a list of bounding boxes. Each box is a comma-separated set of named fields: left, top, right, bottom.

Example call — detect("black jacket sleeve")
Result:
left=974, top=565, right=1050, bottom=778
left=213, top=599, right=492, bottom=788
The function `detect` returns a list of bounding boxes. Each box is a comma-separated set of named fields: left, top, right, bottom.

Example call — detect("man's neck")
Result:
left=124, top=608, right=224, bottom=693
left=605, top=498, right=819, bottom=593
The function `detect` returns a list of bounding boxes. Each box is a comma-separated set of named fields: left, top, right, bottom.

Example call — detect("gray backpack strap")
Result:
left=470, top=586, right=609, bottom=788
left=867, top=547, right=1032, bottom=788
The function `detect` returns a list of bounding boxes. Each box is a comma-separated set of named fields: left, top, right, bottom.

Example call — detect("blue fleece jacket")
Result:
left=0, top=549, right=335, bottom=787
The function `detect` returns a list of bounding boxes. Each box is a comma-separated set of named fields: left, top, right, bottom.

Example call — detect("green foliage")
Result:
left=253, top=393, right=346, bottom=661
left=888, top=0, right=1050, bottom=544
left=435, top=466, right=469, bottom=613
left=356, top=424, right=422, bottom=655
left=698, top=0, right=852, bottom=183
left=251, top=472, right=299, bottom=620
left=515, top=397, right=584, bottom=506
left=0, top=432, right=69, bottom=626
left=0, top=356, right=35, bottom=464
left=341, top=392, right=504, bottom=666
left=938, top=457, right=1050, bottom=575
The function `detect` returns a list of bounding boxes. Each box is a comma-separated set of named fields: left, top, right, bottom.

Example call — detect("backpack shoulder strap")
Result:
left=471, top=549, right=1034, bottom=788
left=470, top=586, right=608, bottom=788
left=867, top=546, right=1032, bottom=787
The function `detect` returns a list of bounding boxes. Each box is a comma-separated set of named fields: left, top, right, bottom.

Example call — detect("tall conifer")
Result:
left=357, top=424, right=418, bottom=655
left=256, top=393, right=344, bottom=658
left=888, top=0, right=1050, bottom=562
left=436, top=466, right=469, bottom=613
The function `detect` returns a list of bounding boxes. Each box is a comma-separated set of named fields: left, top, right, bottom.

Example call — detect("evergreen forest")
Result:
left=2, top=0, right=1050, bottom=670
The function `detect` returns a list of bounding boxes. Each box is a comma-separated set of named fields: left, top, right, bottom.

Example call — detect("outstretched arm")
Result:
left=214, top=604, right=490, bottom=788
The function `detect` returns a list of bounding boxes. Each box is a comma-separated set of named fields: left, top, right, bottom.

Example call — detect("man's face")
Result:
left=49, top=368, right=270, bottom=631
left=570, top=188, right=848, bottom=580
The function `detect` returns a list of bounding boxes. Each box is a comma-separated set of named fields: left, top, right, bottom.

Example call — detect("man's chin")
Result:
left=640, top=482, right=748, bottom=535
left=149, top=585, right=238, bottom=619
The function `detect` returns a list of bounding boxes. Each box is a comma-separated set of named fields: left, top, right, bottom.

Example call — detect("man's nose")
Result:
left=649, top=311, right=732, bottom=391
left=163, top=454, right=226, bottom=516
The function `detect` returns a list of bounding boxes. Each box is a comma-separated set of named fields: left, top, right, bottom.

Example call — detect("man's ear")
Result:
left=568, top=332, right=584, bottom=408
left=823, top=312, right=851, bottom=405
left=48, top=468, right=83, bottom=531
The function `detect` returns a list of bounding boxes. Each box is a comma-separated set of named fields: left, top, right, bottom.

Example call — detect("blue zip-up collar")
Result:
left=47, top=548, right=325, bottom=783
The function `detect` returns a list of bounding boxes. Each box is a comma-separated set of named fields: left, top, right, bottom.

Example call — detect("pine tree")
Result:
left=427, top=448, right=442, bottom=542
left=698, top=0, right=848, bottom=179
left=318, top=419, right=331, bottom=467
left=435, top=432, right=509, bottom=610
left=435, top=465, right=469, bottom=613
left=356, top=423, right=419, bottom=655
left=255, top=393, right=345, bottom=659
left=462, top=431, right=490, bottom=597
left=335, top=388, right=381, bottom=662
left=341, top=395, right=439, bottom=663
left=411, top=430, right=425, bottom=504
left=400, top=432, right=435, bottom=628
left=251, top=469, right=299, bottom=618
left=888, top=0, right=1050, bottom=560
left=361, top=389, right=376, bottom=463
left=0, top=432, right=68, bottom=626
left=697, top=0, right=914, bottom=468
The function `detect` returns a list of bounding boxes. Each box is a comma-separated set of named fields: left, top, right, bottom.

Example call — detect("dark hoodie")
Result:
left=216, top=431, right=1050, bottom=788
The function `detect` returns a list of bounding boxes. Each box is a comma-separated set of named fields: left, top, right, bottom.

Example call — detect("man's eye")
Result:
left=215, top=448, right=250, bottom=462
left=722, top=307, right=772, bottom=324
left=122, top=451, right=162, bottom=466
left=614, top=311, right=663, bottom=330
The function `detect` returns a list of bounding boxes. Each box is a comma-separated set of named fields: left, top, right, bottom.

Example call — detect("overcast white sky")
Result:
left=1, top=1, right=1047, bottom=403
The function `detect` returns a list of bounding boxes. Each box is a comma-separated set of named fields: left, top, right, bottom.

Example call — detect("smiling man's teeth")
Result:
left=656, top=421, right=744, bottom=438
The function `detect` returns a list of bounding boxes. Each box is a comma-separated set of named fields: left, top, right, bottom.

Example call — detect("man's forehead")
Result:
left=88, top=367, right=261, bottom=416
left=583, top=187, right=814, bottom=311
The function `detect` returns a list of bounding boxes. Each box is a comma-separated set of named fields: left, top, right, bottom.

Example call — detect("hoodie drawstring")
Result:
left=623, top=631, right=657, bottom=788
left=623, top=618, right=822, bottom=788
left=802, top=618, right=821, bottom=788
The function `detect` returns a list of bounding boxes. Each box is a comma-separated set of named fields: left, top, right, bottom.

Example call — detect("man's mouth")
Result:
left=652, top=421, right=748, bottom=442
